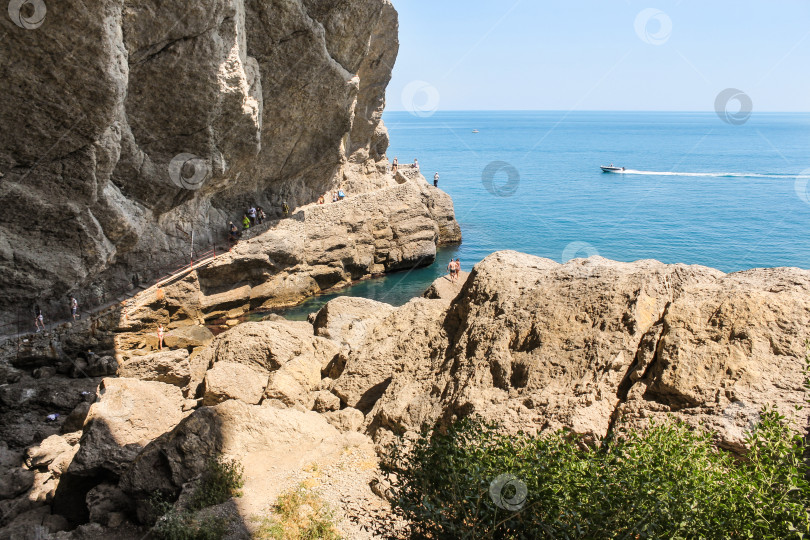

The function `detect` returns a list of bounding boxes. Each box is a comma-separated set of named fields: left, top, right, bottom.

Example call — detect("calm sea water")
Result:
left=278, top=111, right=810, bottom=319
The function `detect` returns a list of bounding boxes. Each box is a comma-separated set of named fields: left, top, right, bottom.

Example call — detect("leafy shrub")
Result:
left=189, top=456, right=245, bottom=511
left=385, top=411, right=810, bottom=539
left=148, top=456, right=244, bottom=540
left=255, top=483, right=341, bottom=540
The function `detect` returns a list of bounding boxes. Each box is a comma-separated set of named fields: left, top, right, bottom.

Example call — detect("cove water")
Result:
left=278, top=111, right=810, bottom=319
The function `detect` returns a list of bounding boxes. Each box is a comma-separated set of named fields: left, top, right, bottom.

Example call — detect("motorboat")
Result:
left=472, top=129, right=479, bottom=133
left=600, top=164, right=625, bottom=173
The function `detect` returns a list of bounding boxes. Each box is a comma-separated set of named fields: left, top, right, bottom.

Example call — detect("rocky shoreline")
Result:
left=1, top=248, right=808, bottom=537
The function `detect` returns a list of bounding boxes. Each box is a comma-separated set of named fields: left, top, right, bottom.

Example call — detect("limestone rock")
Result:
left=86, top=483, right=132, bottom=526
left=201, top=362, right=267, bottom=406
left=0, top=0, right=409, bottom=329
left=423, top=271, right=469, bottom=301
left=196, top=321, right=338, bottom=373
left=0, top=506, right=69, bottom=538
left=118, top=349, right=191, bottom=388
left=312, top=297, right=395, bottom=350
left=69, top=378, right=185, bottom=477
left=61, top=403, right=92, bottom=434
left=122, top=400, right=368, bottom=502
left=328, top=251, right=810, bottom=453
left=162, top=325, right=214, bottom=349
left=323, top=408, right=365, bottom=433
left=0, top=467, right=34, bottom=500
left=312, top=391, right=341, bottom=413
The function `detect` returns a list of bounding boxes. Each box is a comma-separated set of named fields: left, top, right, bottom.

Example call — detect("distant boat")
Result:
left=600, top=164, right=625, bottom=173
left=472, top=129, right=479, bottom=133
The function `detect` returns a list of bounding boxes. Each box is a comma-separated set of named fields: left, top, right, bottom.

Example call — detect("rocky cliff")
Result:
left=1, top=251, right=807, bottom=537
left=0, top=0, right=402, bottom=327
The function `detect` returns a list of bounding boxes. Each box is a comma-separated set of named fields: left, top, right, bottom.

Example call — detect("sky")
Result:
left=386, top=0, right=810, bottom=112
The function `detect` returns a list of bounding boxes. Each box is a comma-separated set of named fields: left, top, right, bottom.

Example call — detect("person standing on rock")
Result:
left=392, top=156, right=398, bottom=173
left=257, top=207, right=266, bottom=225
left=434, top=172, right=439, bottom=187
left=248, top=206, right=257, bottom=226
left=455, top=258, right=461, bottom=281
left=447, top=260, right=456, bottom=283
left=282, top=202, right=289, bottom=216
left=70, top=297, right=78, bottom=321
left=157, top=324, right=164, bottom=350
left=34, top=304, right=45, bottom=332
left=414, top=158, right=419, bottom=170
left=242, top=214, right=250, bottom=230
left=332, top=191, right=338, bottom=203
left=228, top=221, right=239, bottom=245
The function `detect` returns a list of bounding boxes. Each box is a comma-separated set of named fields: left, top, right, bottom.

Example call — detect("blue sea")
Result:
left=279, top=111, right=810, bottom=319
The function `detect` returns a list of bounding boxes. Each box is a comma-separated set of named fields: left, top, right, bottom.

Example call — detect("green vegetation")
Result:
left=255, top=483, right=342, bottom=540
left=385, top=411, right=810, bottom=539
left=189, top=456, right=245, bottom=511
left=150, top=456, right=245, bottom=540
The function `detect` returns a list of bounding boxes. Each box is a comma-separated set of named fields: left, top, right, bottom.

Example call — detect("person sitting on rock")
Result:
left=338, top=188, right=345, bottom=200
left=332, top=191, right=338, bottom=203
left=318, top=195, right=325, bottom=205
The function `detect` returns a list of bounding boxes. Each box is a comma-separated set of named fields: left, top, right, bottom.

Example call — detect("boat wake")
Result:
left=620, top=169, right=810, bottom=179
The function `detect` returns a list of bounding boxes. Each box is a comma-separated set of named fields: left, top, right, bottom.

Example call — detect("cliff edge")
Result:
left=0, top=0, right=407, bottom=327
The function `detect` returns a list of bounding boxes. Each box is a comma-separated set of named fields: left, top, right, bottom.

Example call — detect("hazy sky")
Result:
left=386, top=0, right=810, bottom=112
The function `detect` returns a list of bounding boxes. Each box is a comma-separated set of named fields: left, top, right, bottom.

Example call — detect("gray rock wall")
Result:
left=0, top=0, right=400, bottom=326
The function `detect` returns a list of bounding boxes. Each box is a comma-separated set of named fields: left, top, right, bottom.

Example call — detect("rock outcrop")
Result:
left=331, top=252, right=810, bottom=452
left=0, top=0, right=406, bottom=328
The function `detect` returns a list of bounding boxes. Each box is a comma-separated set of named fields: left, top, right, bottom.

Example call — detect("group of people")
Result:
left=229, top=204, right=279, bottom=245
left=317, top=188, right=346, bottom=205
left=32, top=296, right=80, bottom=332
left=391, top=156, right=440, bottom=188
left=391, top=157, right=420, bottom=174
left=447, top=258, right=462, bottom=283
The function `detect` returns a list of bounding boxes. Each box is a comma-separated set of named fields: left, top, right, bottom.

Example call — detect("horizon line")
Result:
left=384, top=109, right=810, bottom=114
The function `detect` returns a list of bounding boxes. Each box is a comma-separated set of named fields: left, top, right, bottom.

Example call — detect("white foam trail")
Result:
left=619, top=169, right=810, bottom=179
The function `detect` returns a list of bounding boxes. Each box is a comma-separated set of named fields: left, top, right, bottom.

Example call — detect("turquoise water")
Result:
left=278, top=111, right=810, bottom=319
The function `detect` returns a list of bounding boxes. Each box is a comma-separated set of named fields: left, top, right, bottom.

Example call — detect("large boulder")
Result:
left=117, top=349, right=191, bottom=388
left=312, top=296, right=395, bottom=350
left=121, top=401, right=370, bottom=511
left=69, top=378, right=185, bottom=477
left=162, top=325, right=214, bottom=349
left=201, top=362, right=268, bottom=406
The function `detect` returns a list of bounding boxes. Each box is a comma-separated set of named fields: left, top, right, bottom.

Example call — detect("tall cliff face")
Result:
left=0, top=0, right=400, bottom=325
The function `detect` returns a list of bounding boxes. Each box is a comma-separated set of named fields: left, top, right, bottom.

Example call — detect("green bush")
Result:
left=189, top=456, right=245, bottom=511
left=148, top=456, right=245, bottom=540
left=385, top=411, right=810, bottom=539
